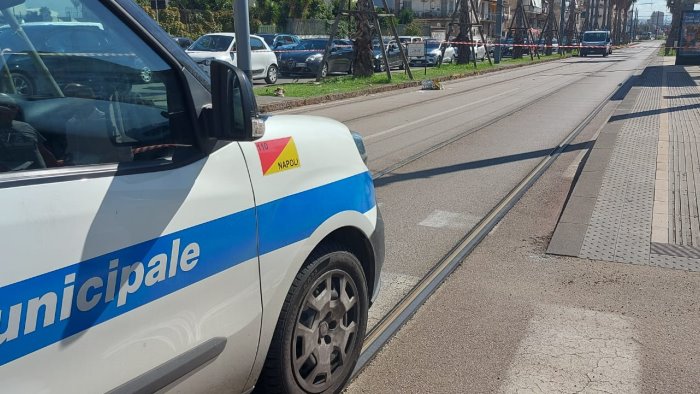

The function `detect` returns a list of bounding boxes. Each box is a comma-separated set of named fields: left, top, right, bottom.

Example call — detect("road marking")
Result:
left=500, top=304, right=640, bottom=393
left=364, top=88, right=520, bottom=141
left=367, top=272, right=420, bottom=331
left=418, top=210, right=480, bottom=230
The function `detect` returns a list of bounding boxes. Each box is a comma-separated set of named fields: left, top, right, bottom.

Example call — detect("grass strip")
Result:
left=256, top=54, right=568, bottom=99
left=659, top=47, right=677, bottom=57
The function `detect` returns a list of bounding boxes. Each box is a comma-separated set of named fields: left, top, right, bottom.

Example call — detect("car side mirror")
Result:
left=208, top=60, right=264, bottom=142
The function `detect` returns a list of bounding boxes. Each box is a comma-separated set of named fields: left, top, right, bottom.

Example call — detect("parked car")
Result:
left=452, top=40, right=487, bottom=62
left=0, top=22, right=145, bottom=98
left=278, top=38, right=354, bottom=77
left=172, top=36, right=193, bottom=49
left=373, top=39, right=405, bottom=71
left=257, top=33, right=301, bottom=50
left=501, top=37, right=534, bottom=57
left=398, top=35, right=424, bottom=45
left=409, top=40, right=458, bottom=66
left=537, top=38, right=559, bottom=53
left=186, top=33, right=279, bottom=84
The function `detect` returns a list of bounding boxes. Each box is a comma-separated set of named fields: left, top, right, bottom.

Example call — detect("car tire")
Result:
left=320, top=62, right=329, bottom=78
left=11, top=72, right=34, bottom=96
left=265, top=65, right=278, bottom=84
left=256, top=243, right=369, bottom=394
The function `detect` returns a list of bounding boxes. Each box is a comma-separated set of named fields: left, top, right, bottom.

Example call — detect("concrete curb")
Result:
left=258, top=55, right=568, bottom=113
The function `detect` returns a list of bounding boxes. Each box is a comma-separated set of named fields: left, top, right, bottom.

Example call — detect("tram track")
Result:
left=354, top=46, right=656, bottom=376
left=280, top=60, right=576, bottom=123
left=369, top=53, right=628, bottom=180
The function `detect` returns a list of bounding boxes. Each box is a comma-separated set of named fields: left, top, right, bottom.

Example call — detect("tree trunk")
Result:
left=665, top=0, right=684, bottom=55
left=456, top=0, right=471, bottom=63
left=353, top=0, right=374, bottom=77
left=544, top=3, right=555, bottom=55
left=612, top=4, right=620, bottom=44
left=593, top=0, right=600, bottom=29
left=601, top=0, right=607, bottom=29
left=565, top=0, right=577, bottom=53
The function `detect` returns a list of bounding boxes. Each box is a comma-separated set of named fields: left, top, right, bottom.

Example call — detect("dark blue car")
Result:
left=278, top=39, right=354, bottom=77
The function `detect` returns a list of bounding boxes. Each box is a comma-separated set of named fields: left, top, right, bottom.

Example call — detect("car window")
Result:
left=251, top=37, right=266, bottom=51
left=0, top=1, right=195, bottom=174
left=297, top=40, right=326, bottom=50
left=190, top=34, right=234, bottom=52
left=583, top=32, right=608, bottom=41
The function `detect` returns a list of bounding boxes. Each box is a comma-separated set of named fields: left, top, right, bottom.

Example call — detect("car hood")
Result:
left=279, top=50, right=322, bottom=62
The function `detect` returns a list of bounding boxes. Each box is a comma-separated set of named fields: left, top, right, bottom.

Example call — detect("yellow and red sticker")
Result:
left=255, top=137, right=301, bottom=176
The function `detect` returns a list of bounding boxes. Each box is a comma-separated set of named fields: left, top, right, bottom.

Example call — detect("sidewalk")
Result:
left=548, top=56, right=700, bottom=271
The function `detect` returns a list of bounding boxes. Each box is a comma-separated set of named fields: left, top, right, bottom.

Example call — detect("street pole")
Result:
left=495, top=0, right=504, bottom=63
left=233, top=0, right=253, bottom=80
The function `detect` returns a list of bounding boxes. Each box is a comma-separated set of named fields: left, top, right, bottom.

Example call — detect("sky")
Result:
left=632, top=0, right=672, bottom=22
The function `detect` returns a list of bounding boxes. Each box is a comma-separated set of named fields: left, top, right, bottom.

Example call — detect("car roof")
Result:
left=201, top=32, right=236, bottom=38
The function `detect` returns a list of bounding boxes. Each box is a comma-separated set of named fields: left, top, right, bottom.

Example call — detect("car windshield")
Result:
left=583, top=32, right=607, bottom=42
left=295, top=40, right=327, bottom=50
left=426, top=42, right=441, bottom=50
left=259, top=34, right=275, bottom=46
left=189, top=35, right=233, bottom=51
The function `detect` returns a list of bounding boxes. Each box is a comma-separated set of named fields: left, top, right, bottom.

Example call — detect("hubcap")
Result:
left=292, top=269, right=359, bottom=393
left=12, top=75, right=30, bottom=96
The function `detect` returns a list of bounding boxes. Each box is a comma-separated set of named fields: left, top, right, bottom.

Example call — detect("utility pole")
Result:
left=233, top=0, right=253, bottom=80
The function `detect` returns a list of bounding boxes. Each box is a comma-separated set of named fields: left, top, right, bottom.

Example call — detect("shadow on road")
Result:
left=374, top=141, right=591, bottom=187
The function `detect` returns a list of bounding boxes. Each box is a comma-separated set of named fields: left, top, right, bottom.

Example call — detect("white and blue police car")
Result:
left=0, top=0, right=383, bottom=392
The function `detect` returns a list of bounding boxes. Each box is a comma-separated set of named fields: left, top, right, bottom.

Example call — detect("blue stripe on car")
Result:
left=0, top=171, right=374, bottom=366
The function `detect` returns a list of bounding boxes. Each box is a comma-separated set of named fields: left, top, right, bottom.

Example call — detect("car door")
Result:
left=250, top=37, right=270, bottom=77
left=0, top=1, right=261, bottom=393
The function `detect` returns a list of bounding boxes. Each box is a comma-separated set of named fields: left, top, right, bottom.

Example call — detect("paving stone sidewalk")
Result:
left=549, top=56, right=700, bottom=272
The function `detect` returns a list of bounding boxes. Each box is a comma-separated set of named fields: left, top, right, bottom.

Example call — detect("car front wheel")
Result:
left=265, top=64, right=278, bottom=84
left=320, top=62, right=329, bottom=78
left=256, top=243, right=369, bottom=393
left=11, top=72, right=34, bottom=96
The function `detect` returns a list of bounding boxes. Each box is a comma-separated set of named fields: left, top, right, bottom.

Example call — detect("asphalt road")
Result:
left=279, top=44, right=661, bottom=331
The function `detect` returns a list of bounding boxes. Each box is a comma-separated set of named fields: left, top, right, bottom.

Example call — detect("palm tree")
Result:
left=353, top=0, right=375, bottom=76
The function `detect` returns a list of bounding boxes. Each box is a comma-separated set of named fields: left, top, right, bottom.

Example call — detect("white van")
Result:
left=580, top=30, right=612, bottom=57
left=0, top=0, right=383, bottom=393
left=399, top=35, right=424, bottom=45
